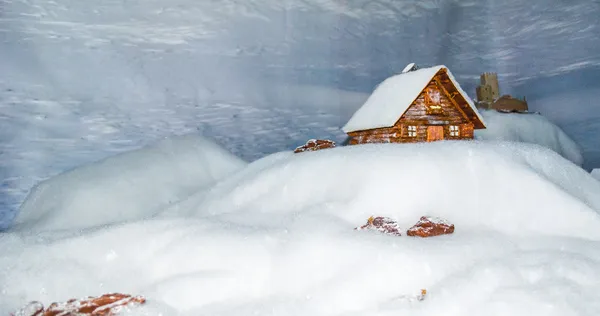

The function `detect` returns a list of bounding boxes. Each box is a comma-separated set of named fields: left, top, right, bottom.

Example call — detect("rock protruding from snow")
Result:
left=294, top=139, right=336, bottom=153
left=406, top=216, right=454, bottom=237
left=355, top=216, right=403, bottom=236
left=14, top=293, right=145, bottom=316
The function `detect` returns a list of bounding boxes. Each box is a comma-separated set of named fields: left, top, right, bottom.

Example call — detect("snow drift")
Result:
left=14, top=135, right=246, bottom=231
left=475, top=110, right=583, bottom=165
left=183, top=141, right=600, bottom=239
left=592, top=169, right=600, bottom=181
left=2, top=141, right=600, bottom=315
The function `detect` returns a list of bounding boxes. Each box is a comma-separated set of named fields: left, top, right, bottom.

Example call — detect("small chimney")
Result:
left=402, top=63, right=418, bottom=73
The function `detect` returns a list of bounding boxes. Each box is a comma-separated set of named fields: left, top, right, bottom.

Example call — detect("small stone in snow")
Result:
left=407, top=216, right=454, bottom=237
left=294, top=139, right=336, bottom=153
left=355, top=216, right=403, bottom=236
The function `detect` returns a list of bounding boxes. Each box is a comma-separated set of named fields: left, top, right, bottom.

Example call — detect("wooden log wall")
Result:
left=436, top=69, right=485, bottom=129
left=397, top=78, right=466, bottom=126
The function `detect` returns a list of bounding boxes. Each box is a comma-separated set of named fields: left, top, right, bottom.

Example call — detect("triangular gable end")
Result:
left=393, top=68, right=486, bottom=129
left=436, top=68, right=486, bottom=129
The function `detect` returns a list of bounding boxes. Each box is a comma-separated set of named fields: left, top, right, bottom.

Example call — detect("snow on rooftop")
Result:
left=342, top=65, right=485, bottom=133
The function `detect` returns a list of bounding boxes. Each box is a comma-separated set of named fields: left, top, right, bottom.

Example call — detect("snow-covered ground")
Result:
left=3, top=139, right=600, bottom=315
left=591, top=169, right=600, bottom=181
left=475, top=110, right=583, bottom=166
left=13, top=135, right=246, bottom=231
left=1, top=0, right=600, bottom=313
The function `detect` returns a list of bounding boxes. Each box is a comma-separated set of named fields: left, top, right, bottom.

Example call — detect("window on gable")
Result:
left=449, top=125, right=460, bottom=137
left=424, top=89, right=443, bottom=114
left=407, top=125, right=417, bottom=137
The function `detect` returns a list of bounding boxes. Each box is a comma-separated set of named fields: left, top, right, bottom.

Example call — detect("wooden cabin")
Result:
left=342, top=64, right=486, bottom=144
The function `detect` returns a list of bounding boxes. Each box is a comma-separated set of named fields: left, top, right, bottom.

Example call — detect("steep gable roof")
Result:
left=342, top=65, right=485, bottom=133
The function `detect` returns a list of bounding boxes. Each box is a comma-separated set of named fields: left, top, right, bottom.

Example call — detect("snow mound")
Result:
left=14, top=135, right=246, bottom=231
left=185, top=141, right=600, bottom=239
left=592, top=169, right=600, bottom=181
left=2, top=142, right=600, bottom=315
left=475, top=110, right=583, bottom=166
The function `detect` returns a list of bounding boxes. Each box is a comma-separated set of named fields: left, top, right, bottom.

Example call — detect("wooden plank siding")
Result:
left=346, top=69, right=480, bottom=145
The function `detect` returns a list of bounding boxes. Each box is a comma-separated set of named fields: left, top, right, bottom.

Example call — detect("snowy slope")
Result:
left=1, top=1, right=599, bottom=227
left=13, top=135, right=246, bottom=231
left=2, top=142, right=600, bottom=315
left=592, top=169, right=600, bottom=181
left=475, top=110, right=583, bottom=165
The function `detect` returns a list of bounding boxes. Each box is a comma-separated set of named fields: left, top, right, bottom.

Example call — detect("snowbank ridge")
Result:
left=2, top=141, right=600, bottom=315
left=15, top=135, right=246, bottom=231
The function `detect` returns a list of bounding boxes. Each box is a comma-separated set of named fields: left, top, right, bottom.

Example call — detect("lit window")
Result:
left=407, top=125, right=417, bottom=137
left=449, top=125, right=460, bottom=137
left=425, top=89, right=443, bottom=114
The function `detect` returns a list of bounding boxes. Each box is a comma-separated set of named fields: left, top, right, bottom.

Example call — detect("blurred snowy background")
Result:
left=1, top=0, right=599, bottom=229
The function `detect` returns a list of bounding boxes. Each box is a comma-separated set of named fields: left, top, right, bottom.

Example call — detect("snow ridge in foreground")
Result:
left=2, top=141, right=600, bottom=315
left=14, top=135, right=246, bottom=231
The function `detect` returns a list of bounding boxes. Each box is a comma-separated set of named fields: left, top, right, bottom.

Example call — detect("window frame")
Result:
left=449, top=125, right=460, bottom=137
left=407, top=125, right=417, bottom=137
left=424, top=88, right=444, bottom=115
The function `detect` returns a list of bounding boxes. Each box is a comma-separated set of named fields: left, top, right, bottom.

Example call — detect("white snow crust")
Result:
left=3, top=141, right=600, bottom=315
left=342, top=65, right=485, bottom=133
left=475, top=109, right=583, bottom=166
left=1, top=1, right=600, bottom=314
left=13, top=135, right=246, bottom=231
left=591, top=169, right=600, bottom=181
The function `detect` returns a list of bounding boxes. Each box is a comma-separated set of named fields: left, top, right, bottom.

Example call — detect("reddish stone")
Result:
left=13, top=293, right=146, bottom=316
left=293, top=139, right=336, bottom=153
left=356, top=216, right=403, bottom=236
left=407, top=216, right=454, bottom=237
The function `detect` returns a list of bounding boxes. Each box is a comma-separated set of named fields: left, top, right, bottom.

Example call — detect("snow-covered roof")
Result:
left=342, top=65, right=486, bottom=133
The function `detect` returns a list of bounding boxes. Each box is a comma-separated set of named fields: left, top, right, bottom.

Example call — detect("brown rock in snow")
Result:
left=407, top=216, right=454, bottom=237
left=356, top=216, right=403, bottom=236
left=293, top=139, right=336, bottom=153
left=13, top=293, right=146, bottom=316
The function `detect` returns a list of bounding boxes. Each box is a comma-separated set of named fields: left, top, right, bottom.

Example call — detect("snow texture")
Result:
left=591, top=169, right=600, bottom=181
left=342, top=65, right=485, bottom=133
left=3, top=141, right=600, bottom=315
left=14, top=135, right=246, bottom=231
left=475, top=110, right=583, bottom=166
left=2, top=0, right=600, bottom=229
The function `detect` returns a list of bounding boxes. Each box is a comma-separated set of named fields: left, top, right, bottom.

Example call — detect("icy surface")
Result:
left=14, top=135, right=246, bottom=231
left=2, top=0, right=600, bottom=228
left=475, top=110, right=583, bottom=165
left=2, top=142, right=600, bottom=315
